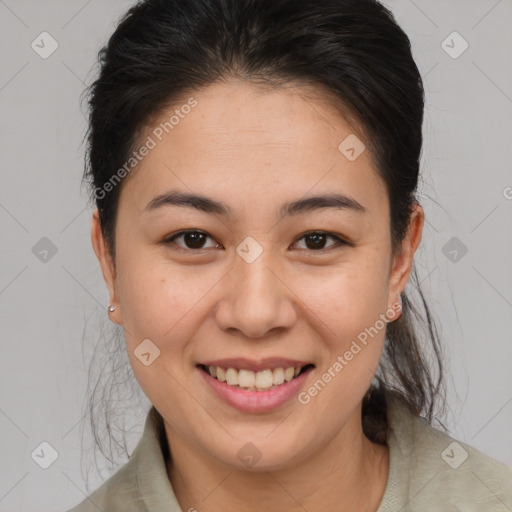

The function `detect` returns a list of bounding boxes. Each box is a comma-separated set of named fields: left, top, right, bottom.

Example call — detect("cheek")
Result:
left=115, top=253, right=192, bottom=344
left=302, top=258, right=390, bottom=336
left=116, top=252, right=224, bottom=357
left=115, top=262, right=201, bottom=398
left=300, top=268, right=389, bottom=410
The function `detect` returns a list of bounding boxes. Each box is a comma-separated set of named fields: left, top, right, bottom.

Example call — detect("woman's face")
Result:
left=92, top=78, right=423, bottom=470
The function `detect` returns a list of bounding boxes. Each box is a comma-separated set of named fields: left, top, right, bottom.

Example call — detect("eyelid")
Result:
left=292, top=231, right=350, bottom=250
left=163, top=229, right=221, bottom=251
left=163, top=229, right=351, bottom=252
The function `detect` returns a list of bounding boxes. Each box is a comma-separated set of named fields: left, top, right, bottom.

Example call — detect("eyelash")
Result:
left=162, top=230, right=350, bottom=253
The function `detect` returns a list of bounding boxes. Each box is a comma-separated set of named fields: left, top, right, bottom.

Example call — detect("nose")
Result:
left=214, top=249, right=297, bottom=339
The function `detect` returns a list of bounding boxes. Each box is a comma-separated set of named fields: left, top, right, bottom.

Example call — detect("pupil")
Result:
left=306, top=233, right=325, bottom=250
left=185, top=232, right=205, bottom=249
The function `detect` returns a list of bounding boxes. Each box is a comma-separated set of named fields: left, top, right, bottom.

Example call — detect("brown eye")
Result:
left=164, top=230, right=219, bottom=251
left=163, top=230, right=348, bottom=253
left=293, top=231, right=347, bottom=251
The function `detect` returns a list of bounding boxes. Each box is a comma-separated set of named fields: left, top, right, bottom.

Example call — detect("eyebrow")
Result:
left=143, top=190, right=367, bottom=219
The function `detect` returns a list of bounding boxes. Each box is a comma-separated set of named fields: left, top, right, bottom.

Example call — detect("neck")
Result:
left=164, top=404, right=389, bottom=512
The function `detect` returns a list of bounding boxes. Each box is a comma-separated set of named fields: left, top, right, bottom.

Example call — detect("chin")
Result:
left=206, top=434, right=309, bottom=473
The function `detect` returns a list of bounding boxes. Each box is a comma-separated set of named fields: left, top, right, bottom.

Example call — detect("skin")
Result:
left=91, top=78, right=424, bottom=512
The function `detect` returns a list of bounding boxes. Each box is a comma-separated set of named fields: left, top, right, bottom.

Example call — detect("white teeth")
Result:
left=225, top=368, right=238, bottom=386
left=255, top=369, right=273, bottom=389
left=238, top=369, right=255, bottom=388
left=206, top=365, right=308, bottom=390
left=284, top=367, right=295, bottom=382
left=273, top=367, right=285, bottom=385
left=216, top=367, right=226, bottom=382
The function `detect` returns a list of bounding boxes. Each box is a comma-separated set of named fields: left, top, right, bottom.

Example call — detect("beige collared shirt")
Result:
left=67, top=395, right=512, bottom=511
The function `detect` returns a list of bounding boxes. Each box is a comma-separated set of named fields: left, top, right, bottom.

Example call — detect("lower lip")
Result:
left=198, top=366, right=314, bottom=413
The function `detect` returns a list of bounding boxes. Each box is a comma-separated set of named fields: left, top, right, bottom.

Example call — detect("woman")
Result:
left=68, top=0, right=512, bottom=510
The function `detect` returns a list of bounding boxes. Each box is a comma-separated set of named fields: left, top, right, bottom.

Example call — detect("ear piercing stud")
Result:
left=108, top=305, right=116, bottom=312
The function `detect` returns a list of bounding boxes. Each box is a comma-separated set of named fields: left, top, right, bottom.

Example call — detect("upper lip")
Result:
left=199, top=358, right=314, bottom=372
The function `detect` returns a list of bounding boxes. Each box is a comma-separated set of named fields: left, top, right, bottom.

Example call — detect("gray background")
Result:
left=0, top=0, right=511, bottom=510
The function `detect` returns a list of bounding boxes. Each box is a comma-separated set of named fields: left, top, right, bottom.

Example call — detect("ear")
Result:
left=91, top=208, right=122, bottom=324
left=387, top=201, right=424, bottom=316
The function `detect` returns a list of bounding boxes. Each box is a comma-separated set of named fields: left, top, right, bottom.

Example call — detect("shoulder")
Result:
left=65, top=456, right=143, bottom=512
left=381, top=394, right=512, bottom=511
left=66, top=406, right=180, bottom=512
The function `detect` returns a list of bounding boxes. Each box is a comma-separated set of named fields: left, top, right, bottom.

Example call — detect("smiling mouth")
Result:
left=197, top=363, right=315, bottom=391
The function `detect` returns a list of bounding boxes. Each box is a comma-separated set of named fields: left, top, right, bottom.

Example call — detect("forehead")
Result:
left=121, top=79, right=387, bottom=222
